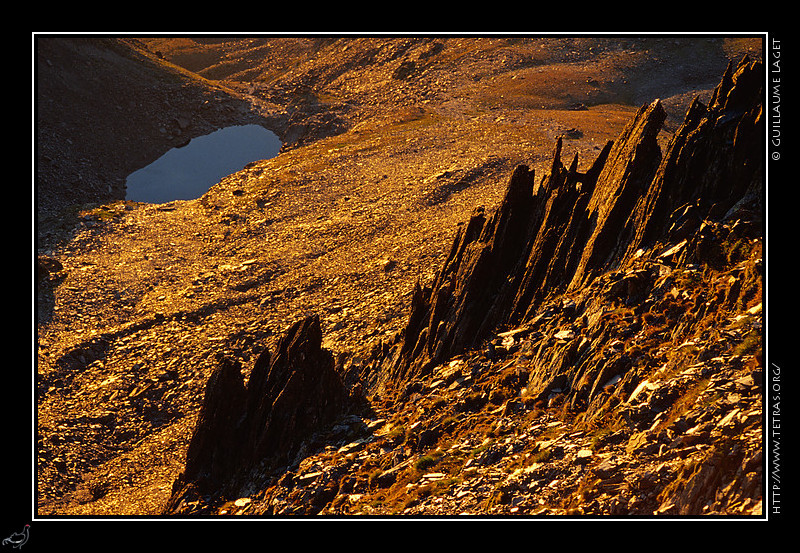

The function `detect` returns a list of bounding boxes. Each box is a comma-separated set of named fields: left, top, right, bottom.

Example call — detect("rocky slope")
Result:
left=34, top=35, right=765, bottom=519
left=162, top=55, right=765, bottom=517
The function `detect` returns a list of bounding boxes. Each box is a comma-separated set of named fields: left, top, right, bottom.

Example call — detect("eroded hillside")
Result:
left=34, top=35, right=765, bottom=518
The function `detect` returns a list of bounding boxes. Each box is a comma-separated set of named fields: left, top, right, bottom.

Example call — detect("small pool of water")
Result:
left=125, top=124, right=282, bottom=204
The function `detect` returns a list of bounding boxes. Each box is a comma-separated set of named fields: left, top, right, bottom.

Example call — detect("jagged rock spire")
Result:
left=179, top=355, right=248, bottom=492
left=378, top=56, right=764, bottom=394
left=243, top=315, right=348, bottom=469
left=625, top=55, right=764, bottom=258
left=165, top=315, right=351, bottom=509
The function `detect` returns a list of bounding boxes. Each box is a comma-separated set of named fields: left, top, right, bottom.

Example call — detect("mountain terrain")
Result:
left=34, top=34, right=766, bottom=519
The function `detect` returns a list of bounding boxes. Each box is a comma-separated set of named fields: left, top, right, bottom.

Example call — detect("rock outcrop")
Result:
left=376, top=55, right=763, bottom=396
left=164, top=315, right=353, bottom=511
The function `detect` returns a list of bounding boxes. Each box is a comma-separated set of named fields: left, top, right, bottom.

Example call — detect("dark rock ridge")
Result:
left=373, top=55, right=763, bottom=394
left=165, top=315, right=354, bottom=511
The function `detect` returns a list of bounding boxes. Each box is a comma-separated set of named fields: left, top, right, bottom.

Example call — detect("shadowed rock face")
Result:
left=242, top=315, right=348, bottom=470
left=623, top=56, right=764, bottom=259
left=378, top=55, right=763, bottom=392
left=165, top=315, right=351, bottom=508
left=179, top=355, right=248, bottom=494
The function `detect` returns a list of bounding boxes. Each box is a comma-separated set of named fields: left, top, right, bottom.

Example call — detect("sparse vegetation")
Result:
left=414, top=454, right=439, bottom=472
left=733, top=330, right=762, bottom=357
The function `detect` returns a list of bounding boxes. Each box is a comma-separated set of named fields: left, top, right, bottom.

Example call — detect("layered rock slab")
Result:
left=165, top=315, right=352, bottom=510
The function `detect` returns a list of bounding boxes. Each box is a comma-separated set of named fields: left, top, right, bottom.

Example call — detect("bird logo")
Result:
left=2, top=525, right=29, bottom=549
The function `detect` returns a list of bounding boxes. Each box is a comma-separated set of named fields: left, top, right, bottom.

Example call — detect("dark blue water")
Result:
left=125, top=124, right=282, bottom=203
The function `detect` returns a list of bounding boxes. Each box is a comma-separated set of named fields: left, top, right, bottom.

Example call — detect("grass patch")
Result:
left=80, top=201, right=133, bottom=224
left=733, top=330, right=762, bottom=357
left=428, top=476, right=461, bottom=496
left=414, top=454, right=439, bottom=472
left=588, top=427, right=613, bottom=450
left=722, top=237, right=751, bottom=266
left=531, top=447, right=554, bottom=464
left=468, top=442, right=491, bottom=459
left=367, top=468, right=384, bottom=488
left=384, top=424, right=406, bottom=444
